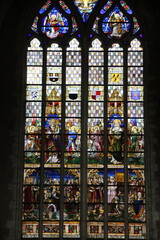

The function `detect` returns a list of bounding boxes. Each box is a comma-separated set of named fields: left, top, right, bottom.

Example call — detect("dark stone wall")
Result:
left=0, top=0, right=159, bottom=239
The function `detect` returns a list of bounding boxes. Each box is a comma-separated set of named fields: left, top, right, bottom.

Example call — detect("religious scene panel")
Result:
left=23, top=0, right=146, bottom=236
left=102, top=6, right=130, bottom=39
left=41, top=7, right=69, bottom=39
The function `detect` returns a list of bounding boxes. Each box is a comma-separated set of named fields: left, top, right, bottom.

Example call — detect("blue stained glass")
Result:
left=31, top=16, right=39, bottom=33
left=108, top=169, right=124, bottom=178
left=41, top=7, right=69, bottom=39
left=133, top=17, right=140, bottom=34
left=100, top=0, right=113, bottom=15
left=120, top=0, right=133, bottom=15
left=102, top=6, right=130, bottom=39
left=39, top=0, right=52, bottom=14
left=59, top=0, right=71, bottom=14
left=44, top=169, right=61, bottom=185
left=71, top=17, right=78, bottom=34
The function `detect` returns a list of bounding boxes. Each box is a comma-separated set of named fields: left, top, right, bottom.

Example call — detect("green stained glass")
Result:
left=24, top=152, right=41, bottom=167
left=127, top=135, right=144, bottom=152
left=24, top=0, right=145, bottom=235
left=128, top=152, right=144, bottom=169
left=133, top=17, right=141, bottom=34
left=22, top=204, right=39, bottom=220
left=64, top=152, right=81, bottom=167
left=107, top=152, right=124, bottom=167
left=87, top=204, right=104, bottom=221
left=128, top=169, right=145, bottom=185
left=25, top=118, right=41, bottom=134
left=43, top=203, right=60, bottom=220
left=31, top=16, right=39, bottom=33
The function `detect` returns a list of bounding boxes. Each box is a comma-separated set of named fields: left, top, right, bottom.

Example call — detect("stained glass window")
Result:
left=23, top=0, right=146, bottom=239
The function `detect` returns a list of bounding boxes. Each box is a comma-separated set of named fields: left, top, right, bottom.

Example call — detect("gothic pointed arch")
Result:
left=22, top=0, right=146, bottom=239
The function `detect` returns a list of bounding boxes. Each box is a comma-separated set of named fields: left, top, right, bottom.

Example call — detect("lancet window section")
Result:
left=22, top=0, right=146, bottom=239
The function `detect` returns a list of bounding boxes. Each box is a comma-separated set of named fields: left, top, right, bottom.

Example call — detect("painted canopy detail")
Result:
left=73, top=0, right=99, bottom=22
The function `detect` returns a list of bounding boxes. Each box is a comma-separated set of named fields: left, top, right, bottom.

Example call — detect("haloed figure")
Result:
left=109, top=11, right=126, bottom=38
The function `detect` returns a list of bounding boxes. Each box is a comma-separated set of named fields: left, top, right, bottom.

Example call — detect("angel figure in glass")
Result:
left=103, top=7, right=130, bottom=38
left=42, top=8, right=68, bottom=39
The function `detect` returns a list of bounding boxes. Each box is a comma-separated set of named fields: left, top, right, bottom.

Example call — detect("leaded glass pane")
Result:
left=23, top=0, right=146, bottom=238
